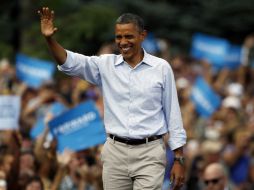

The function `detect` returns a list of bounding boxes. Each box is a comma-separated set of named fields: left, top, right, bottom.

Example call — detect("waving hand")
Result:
left=38, top=7, right=58, bottom=37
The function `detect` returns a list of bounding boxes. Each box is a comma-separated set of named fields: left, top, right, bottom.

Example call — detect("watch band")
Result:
left=174, top=156, right=185, bottom=166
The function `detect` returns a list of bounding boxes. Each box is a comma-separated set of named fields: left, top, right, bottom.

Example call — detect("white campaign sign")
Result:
left=0, top=96, right=20, bottom=130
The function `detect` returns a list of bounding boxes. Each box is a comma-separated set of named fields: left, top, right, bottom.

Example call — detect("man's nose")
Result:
left=206, top=184, right=213, bottom=190
left=120, top=38, right=128, bottom=46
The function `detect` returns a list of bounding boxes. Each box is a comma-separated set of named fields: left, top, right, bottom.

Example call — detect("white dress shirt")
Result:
left=58, top=49, right=186, bottom=150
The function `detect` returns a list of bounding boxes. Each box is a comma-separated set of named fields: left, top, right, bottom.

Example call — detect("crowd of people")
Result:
left=0, top=32, right=254, bottom=190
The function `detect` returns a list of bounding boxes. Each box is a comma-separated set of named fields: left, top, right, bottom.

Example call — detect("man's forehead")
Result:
left=204, top=172, right=220, bottom=179
left=204, top=168, right=223, bottom=179
left=115, top=23, right=138, bottom=30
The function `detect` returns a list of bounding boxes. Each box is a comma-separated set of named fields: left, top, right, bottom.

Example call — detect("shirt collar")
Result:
left=115, top=55, right=124, bottom=66
left=115, top=49, right=155, bottom=67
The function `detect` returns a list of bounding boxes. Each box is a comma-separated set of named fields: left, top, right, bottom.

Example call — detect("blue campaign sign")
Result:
left=223, top=45, right=242, bottom=69
left=191, top=33, right=230, bottom=66
left=142, top=32, right=160, bottom=54
left=16, top=53, right=55, bottom=88
left=190, top=77, right=221, bottom=118
left=48, top=100, right=106, bottom=153
left=49, top=102, right=68, bottom=117
left=30, top=102, right=67, bottom=139
left=30, top=118, right=45, bottom=139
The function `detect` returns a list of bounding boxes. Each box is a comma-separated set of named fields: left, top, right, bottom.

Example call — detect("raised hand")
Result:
left=57, top=149, right=74, bottom=167
left=38, top=7, right=57, bottom=37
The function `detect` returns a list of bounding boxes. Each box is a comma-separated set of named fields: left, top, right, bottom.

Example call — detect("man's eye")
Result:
left=125, top=35, right=133, bottom=39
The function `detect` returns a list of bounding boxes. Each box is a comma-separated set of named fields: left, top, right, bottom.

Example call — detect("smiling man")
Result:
left=115, top=16, right=145, bottom=67
left=38, top=7, right=186, bottom=190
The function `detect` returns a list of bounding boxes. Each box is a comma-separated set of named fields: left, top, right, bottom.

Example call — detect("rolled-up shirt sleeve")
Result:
left=162, top=64, right=186, bottom=150
left=58, top=50, right=101, bottom=86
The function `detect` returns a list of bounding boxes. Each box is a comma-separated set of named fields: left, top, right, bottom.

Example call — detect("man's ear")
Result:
left=141, top=30, right=147, bottom=41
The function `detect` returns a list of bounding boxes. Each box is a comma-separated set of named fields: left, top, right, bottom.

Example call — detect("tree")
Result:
left=1, top=0, right=254, bottom=60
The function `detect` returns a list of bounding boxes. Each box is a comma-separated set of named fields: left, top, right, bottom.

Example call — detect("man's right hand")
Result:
left=38, top=7, right=58, bottom=37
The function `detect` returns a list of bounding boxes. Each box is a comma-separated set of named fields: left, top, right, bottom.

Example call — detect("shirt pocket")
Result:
left=141, top=86, right=162, bottom=110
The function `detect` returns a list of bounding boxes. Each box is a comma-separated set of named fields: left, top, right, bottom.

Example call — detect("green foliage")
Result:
left=55, top=3, right=118, bottom=55
left=0, top=43, right=12, bottom=58
left=112, top=0, right=254, bottom=53
left=1, top=0, right=254, bottom=60
left=0, top=1, right=18, bottom=59
left=21, top=1, right=118, bottom=58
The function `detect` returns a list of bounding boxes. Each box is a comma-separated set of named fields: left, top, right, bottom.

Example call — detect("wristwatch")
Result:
left=174, top=156, right=185, bottom=166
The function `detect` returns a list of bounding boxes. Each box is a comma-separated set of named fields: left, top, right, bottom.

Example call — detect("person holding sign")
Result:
left=38, top=7, right=186, bottom=190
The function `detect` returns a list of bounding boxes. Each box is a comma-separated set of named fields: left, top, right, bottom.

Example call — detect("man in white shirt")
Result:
left=38, top=7, right=186, bottom=190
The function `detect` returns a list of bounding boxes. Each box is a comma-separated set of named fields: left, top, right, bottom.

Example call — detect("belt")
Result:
left=109, top=134, right=162, bottom=145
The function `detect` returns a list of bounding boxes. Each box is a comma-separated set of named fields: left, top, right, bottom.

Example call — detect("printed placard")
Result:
left=190, top=77, right=221, bottom=118
left=16, top=53, right=55, bottom=88
left=0, top=96, right=20, bottom=130
left=48, top=101, right=106, bottom=153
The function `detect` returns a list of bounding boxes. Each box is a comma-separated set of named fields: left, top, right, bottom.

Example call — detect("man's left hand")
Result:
left=170, top=161, right=185, bottom=190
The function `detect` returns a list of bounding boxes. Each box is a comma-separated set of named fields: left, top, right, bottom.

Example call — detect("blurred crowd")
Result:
left=0, top=33, right=254, bottom=190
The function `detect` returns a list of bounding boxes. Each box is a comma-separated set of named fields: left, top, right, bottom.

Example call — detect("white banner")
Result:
left=0, top=96, right=20, bottom=130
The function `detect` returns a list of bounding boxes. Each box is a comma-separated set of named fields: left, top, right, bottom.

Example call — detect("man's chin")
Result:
left=121, top=53, right=131, bottom=59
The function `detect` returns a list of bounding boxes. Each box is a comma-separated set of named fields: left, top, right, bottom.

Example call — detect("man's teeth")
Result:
left=122, top=47, right=130, bottom=51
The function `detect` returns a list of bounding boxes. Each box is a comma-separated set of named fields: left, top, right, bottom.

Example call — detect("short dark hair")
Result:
left=25, top=176, right=44, bottom=190
left=116, top=13, right=144, bottom=32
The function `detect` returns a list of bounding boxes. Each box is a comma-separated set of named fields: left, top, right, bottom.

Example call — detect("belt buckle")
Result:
left=125, top=138, right=139, bottom=145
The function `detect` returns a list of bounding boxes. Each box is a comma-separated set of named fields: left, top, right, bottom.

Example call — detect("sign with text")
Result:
left=48, top=101, right=106, bottom=153
left=16, top=54, right=55, bottom=88
left=0, top=96, right=20, bottom=130
left=190, top=77, right=221, bottom=118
